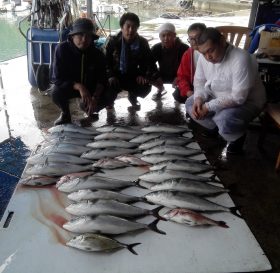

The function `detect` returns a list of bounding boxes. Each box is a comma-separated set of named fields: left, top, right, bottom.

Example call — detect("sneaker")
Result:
left=128, top=95, right=141, bottom=110
left=54, top=112, right=71, bottom=125
left=226, top=134, right=246, bottom=154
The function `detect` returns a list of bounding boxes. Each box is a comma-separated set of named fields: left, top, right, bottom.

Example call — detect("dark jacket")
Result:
left=105, top=32, right=159, bottom=80
left=151, top=38, right=188, bottom=82
left=51, top=39, right=106, bottom=91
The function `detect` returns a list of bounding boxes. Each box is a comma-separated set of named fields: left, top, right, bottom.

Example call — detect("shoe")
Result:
left=152, top=89, right=167, bottom=101
left=54, top=112, right=71, bottom=125
left=128, top=95, right=141, bottom=110
left=226, top=134, right=246, bottom=154
left=201, top=127, right=219, bottom=138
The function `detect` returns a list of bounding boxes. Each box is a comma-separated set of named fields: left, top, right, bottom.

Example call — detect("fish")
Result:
left=27, top=152, right=92, bottom=165
left=43, top=136, right=90, bottom=146
left=115, top=154, right=150, bottom=166
left=129, top=133, right=163, bottom=144
left=149, top=179, right=228, bottom=196
left=138, top=136, right=194, bottom=150
left=81, top=148, right=135, bottom=159
left=86, top=140, right=137, bottom=149
left=48, top=124, right=99, bottom=135
left=92, top=158, right=130, bottom=169
left=141, top=124, right=190, bottom=134
left=141, top=153, right=190, bottom=164
left=19, top=175, right=58, bottom=186
left=94, top=132, right=138, bottom=141
left=138, top=169, right=217, bottom=183
left=57, top=171, right=95, bottom=186
left=47, top=131, right=94, bottom=140
left=142, top=145, right=202, bottom=156
left=150, top=159, right=213, bottom=173
left=163, top=208, right=229, bottom=228
left=63, top=215, right=165, bottom=235
left=68, top=189, right=141, bottom=203
left=96, top=125, right=141, bottom=134
left=57, top=175, right=136, bottom=193
left=39, top=143, right=91, bottom=156
left=65, top=199, right=163, bottom=219
left=66, top=234, right=141, bottom=255
left=25, top=162, right=93, bottom=176
left=145, top=191, right=241, bottom=217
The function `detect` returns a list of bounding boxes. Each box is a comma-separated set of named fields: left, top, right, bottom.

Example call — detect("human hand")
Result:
left=136, top=76, right=148, bottom=85
left=74, top=83, right=92, bottom=109
left=192, top=97, right=203, bottom=119
left=86, top=97, right=98, bottom=116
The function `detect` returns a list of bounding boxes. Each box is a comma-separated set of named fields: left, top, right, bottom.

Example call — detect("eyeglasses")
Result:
left=187, top=37, right=198, bottom=45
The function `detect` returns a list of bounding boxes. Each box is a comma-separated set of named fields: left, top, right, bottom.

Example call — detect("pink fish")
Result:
left=163, top=208, right=229, bottom=228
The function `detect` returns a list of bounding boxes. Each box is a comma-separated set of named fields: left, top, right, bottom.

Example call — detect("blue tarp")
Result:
left=0, top=137, right=30, bottom=220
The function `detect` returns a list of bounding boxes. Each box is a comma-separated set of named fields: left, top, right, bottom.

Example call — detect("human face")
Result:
left=198, top=39, right=226, bottom=64
left=159, top=31, right=176, bottom=49
left=121, top=20, right=138, bottom=43
left=187, top=30, right=201, bottom=50
left=72, top=33, right=92, bottom=50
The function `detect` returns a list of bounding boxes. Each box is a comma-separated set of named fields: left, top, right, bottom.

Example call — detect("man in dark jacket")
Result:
left=51, top=18, right=111, bottom=125
left=105, top=12, right=159, bottom=110
left=151, top=23, right=189, bottom=100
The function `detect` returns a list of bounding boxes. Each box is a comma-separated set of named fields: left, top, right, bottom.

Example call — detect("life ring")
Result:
left=36, top=64, right=50, bottom=92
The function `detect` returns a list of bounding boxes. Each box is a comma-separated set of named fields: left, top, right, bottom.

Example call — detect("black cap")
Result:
left=69, top=18, right=99, bottom=40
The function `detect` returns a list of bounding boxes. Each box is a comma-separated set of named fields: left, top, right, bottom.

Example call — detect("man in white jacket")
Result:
left=185, top=27, right=266, bottom=154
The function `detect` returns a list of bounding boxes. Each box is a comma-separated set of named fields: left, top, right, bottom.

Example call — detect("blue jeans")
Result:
left=185, top=96, right=261, bottom=142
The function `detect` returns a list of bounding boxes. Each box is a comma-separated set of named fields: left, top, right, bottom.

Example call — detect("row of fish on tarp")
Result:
left=19, top=123, right=239, bottom=255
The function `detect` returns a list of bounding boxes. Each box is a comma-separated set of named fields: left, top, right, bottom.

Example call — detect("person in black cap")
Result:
left=51, top=17, right=112, bottom=125
left=105, top=12, right=159, bottom=110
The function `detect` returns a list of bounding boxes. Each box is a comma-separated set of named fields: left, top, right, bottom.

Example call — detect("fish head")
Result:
left=57, top=177, right=81, bottom=192
left=67, top=189, right=90, bottom=202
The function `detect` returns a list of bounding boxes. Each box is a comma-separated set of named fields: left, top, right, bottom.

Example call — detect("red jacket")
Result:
left=177, top=47, right=196, bottom=98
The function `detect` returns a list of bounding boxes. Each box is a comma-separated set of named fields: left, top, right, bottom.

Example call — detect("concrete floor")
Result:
left=1, top=56, right=280, bottom=272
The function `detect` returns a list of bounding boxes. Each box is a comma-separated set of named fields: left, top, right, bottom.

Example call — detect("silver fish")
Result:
left=129, top=133, right=162, bottom=144
left=57, top=175, right=135, bottom=193
left=115, top=154, right=150, bottom=166
left=150, top=179, right=228, bottom=195
left=27, top=152, right=92, bottom=165
left=139, top=169, right=216, bottom=183
left=48, top=124, right=99, bottom=135
left=68, top=189, right=141, bottom=203
left=94, top=132, right=138, bottom=141
left=138, top=137, right=193, bottom=150
left=47, top=131, right=94, bottom=140
left=141, top=124, right=190, bottom=134
left=150, top=159, right=213, bottom=173
left=65, top=199, right=162, bottom=218
left=87, top=140, right=137, bottom=149
left=63, top=215, right=165, bottom=235
left=26, top=162, right=93, bottom=176
left=141, top=153, right=189, bottom=164
left=57, top=172, right=95, bottom=186
left=163, top=208, right=229, bottom=228
left=66, top=234, right=140, bottom=255
left=39, top=143, right=91, bottom=156
left=19, top=175, right=58, bottom=186
left=142, top=145, right=202, bottom=156
left=92, top=158, right=130, bottom=169
left=44, top=136, right=90, bottom=146
left=96, top=125, right=141, bottom=134
left=145, top=191, right=240, bottom=216
left=81, top=148, right=135, bottom=159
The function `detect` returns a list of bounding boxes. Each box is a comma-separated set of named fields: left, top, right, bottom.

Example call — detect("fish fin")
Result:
left=151, top=206, right=166, bottom=221
left=148, top=219, right=166, bottom=235
left=218, top=221, right=229, bottom=228
left=126, top=243, right=141, bottom=255
left=230, top=206, right=242, bottom=218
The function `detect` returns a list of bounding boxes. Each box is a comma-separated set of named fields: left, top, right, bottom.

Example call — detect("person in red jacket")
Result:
left=174, top=23, right=206, bottom=103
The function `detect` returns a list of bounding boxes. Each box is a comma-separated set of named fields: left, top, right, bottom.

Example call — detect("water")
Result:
left=0, top=8, right=159, bottom=63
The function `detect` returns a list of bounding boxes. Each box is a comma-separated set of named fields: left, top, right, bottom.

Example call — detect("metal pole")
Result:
left=87, top=0, right=93, bottom=18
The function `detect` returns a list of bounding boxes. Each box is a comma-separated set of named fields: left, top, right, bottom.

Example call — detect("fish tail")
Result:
left=230, top=206, right=242, bottom=218
left=126, top=243, right=141, bottom=255
left=151, top=206, right=166, bottom=221
left=148, top=219, right=166, bottom=235
left=218, top=221, right=229, bottom=228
